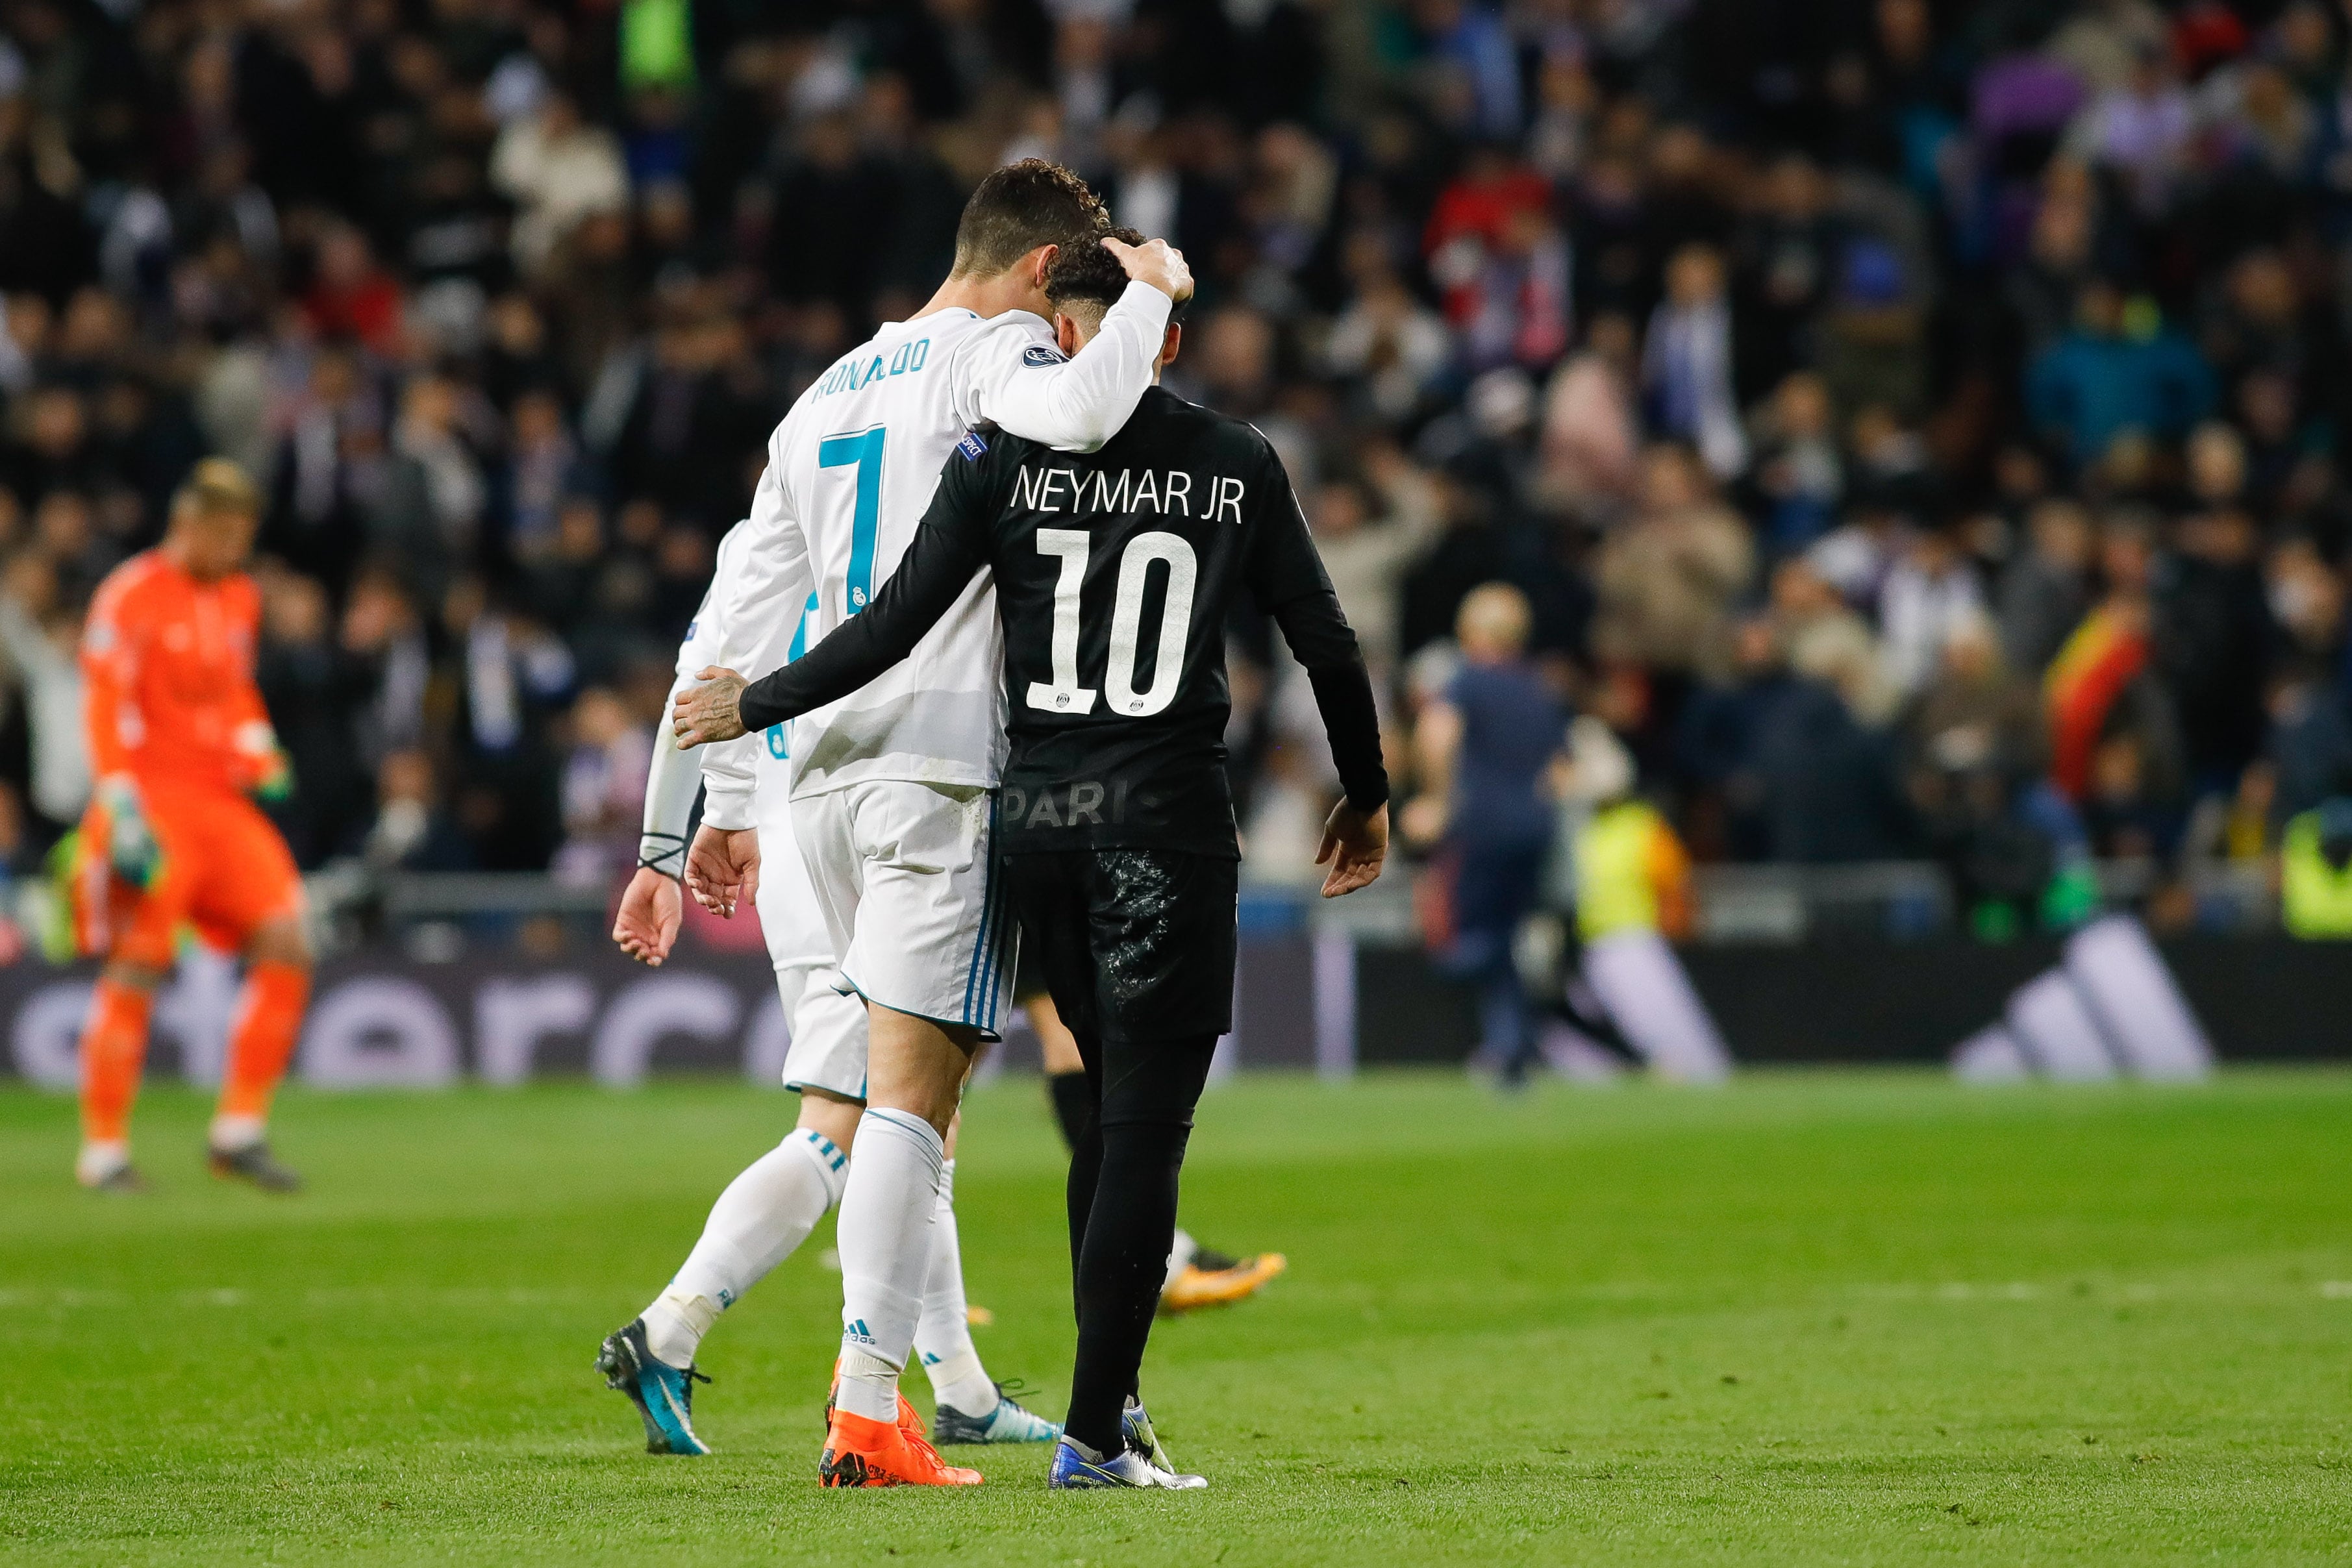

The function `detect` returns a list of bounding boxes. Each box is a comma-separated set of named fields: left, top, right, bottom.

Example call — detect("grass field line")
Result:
left=5, top=1071, right=2349, bottom=1564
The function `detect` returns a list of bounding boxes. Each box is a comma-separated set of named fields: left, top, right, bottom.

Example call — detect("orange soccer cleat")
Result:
left=818, top=1408, right=983, bottom=1488
left=1161, top=1251, right=1288, bottom=1314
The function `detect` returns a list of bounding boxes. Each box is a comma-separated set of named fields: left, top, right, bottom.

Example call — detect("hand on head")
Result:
left=1102, top=235, right=1193, bottom=305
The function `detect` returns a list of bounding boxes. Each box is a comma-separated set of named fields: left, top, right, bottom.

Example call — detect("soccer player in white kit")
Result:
left=597, top=523, right=1060, bottom=1456
left=675, top=160, right=1192, bottom=1487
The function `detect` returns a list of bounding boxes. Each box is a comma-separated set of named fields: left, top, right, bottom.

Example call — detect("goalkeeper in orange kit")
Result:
left=70, top=459, right=312, bottom=1191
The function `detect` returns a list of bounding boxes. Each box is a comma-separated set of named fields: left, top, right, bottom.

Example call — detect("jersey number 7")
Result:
left=818, top=427, right=886, bottom=612
left=1028, top=528, right=1199, bottom=719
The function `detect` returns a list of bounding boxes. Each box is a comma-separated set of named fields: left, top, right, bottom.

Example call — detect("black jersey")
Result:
left=738, top=386, right=1388, bottom=856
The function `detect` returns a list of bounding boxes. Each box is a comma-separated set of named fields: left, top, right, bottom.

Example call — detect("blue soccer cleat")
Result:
left=596, top=1319, right=712, bottom=1455
left=1047, top=1436, right=1207, bottom=1490
left=932, top=1382, right=1062, bottom=1445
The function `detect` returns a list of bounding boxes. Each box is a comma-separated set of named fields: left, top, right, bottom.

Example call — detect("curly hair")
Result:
left=951, top=159, right=1110, bottom=279
left=1045, top=225, right=1187, bottom=323
left=1044, top=224, right=1140, bottom=312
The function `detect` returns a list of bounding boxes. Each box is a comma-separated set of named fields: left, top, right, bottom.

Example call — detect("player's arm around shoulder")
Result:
left=715, top=430, right=1011, bottom=738
left=963, top=238, right=1188, bottom=452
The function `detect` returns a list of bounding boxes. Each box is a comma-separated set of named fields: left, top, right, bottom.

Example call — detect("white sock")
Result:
left=208, top=1113, right=266, bottom=1152
left=642, top=1128, right=848, bottom=1369
left=914, top=1159, right=998, bottom=1417
left=1162, top=1226, right=1199, bottom=1294
left=76, top=1140, right=130, bottom=1185
left=833, top=1107, right=944, bottom=1423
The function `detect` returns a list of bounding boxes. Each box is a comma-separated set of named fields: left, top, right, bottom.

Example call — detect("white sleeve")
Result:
left=953, top=280, right=1171, bottom=452
left=637, top=684, right=705, bottom=875
left=697, top=453, right=815, bottom=830
left=638, top=567, right=734, bottom=871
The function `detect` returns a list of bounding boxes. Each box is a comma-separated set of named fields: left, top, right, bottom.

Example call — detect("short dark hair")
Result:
left=1044, top=224, right=1138, bottom=316
left=1045, top=224, right=1187, bottom=323
left=951, top=159, right=1108, bottom=279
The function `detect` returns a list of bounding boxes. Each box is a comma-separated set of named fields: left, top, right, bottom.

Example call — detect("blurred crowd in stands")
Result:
left=3, top=0, right=2352, bottom=938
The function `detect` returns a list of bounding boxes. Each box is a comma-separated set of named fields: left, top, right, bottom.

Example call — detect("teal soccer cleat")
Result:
left=595, top=1319, right=712, bottom=1455
left=932, top=1382, right=1062, bottom=1445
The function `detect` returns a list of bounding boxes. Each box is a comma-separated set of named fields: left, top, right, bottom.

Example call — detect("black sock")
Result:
left=1047, top=1068, right=1095, bottom=1154
left=1062, top=1032, right=1217, bottom=1459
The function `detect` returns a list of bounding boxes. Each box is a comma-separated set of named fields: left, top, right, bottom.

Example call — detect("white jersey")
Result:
left=696, top=281, right=1173, bottom=829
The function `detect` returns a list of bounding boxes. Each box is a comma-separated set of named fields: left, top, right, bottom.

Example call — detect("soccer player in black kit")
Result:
left=675, top=231, right=1390, bottom=1489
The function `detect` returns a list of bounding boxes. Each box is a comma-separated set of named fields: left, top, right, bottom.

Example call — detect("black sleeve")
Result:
left=736, top=443, right=998, bottom=732
left=1245, top=447, right=1390, bottom=812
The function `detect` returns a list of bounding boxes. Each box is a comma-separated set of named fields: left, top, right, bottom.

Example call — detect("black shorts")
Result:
left=1002, top=848, right=1237, bottom=1044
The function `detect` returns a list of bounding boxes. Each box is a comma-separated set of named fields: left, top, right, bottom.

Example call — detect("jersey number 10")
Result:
left=1028, top=528, right=1198, bottom=718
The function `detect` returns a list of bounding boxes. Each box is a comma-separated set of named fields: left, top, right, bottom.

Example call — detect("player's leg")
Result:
left=75, top=954, right=166, bottom=1191
left=1447, top=845, right=1541, bottom=1085
left=1060, top=1028, right=1218, bottom=1480
left=71, top=801, right=184, bottom=1190
left=597, top=1080, right=858, bottom=1458
left=184, top=794, right=314, bottom=1189
left=1030, top=947, right=1284, bottom=1315
left=1013, top=849, right=1229, bottom=1490
left=644, top=1083, right=860, bottom=1365
left=206, top=914, right=312, bottom=1190
left=824, top=1001, right=982, bottom=1485
left=653, top=789, right=869, bottom=1367
left=1031, top=985, right=1099, bottom=1168
left=818, top=782, right=1003, bottom=1487
left=599, top=834, right=866, bottom=1456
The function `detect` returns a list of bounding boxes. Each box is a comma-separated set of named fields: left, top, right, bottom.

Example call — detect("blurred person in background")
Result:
left=2279, top=786, right=2352, bottom=940
left=0, top=0, right=2339, bottom=944
left=1903, top=609, right=2083, bottom=936
left=0, top=549, right=86, bottom=837
left=1642, top=245, right=1747, bottom=482
left=69, top=461, right=310, bottom=1193
left=1879, top=523, right=1986, bottom=700
left=1591, top=443, right=1755, bottom=684
left=1999, top=498, right=2097, bottom=678
left=364, top=750, right=475, bottom=873
left=1404, top=584, right=1569, bottom=1087
left=255, top=569, right=369, bottom=866
left=552, top=684, right=650, bottom=888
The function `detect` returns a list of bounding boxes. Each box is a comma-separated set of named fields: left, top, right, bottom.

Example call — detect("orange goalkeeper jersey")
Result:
left=82, top=551, right=276, bottom=797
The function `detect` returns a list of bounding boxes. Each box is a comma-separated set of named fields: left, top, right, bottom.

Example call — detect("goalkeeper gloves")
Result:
left=97, top=775, right=163, bottom=891
left=233, top=720, right=294, bottom=801
left=251, top=750, right=294, bottom=802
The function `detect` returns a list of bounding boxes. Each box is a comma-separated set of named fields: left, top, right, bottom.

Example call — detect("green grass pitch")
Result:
left=2, top=1069, right=2349, bottom=1565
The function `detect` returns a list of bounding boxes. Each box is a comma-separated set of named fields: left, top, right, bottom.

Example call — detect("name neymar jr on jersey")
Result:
left=1009, top=462, right=1250, bottom=524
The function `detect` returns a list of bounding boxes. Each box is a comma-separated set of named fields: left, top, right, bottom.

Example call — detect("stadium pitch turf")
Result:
left=1, top=1069, right=2348, bottom=1565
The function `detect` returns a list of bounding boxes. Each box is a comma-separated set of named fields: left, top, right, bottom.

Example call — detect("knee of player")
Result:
left=795, top=1086, right=865, bottom=1151
left=100, top=958, right=169, bottom=993
left=245, top=915, right=314, bottom=971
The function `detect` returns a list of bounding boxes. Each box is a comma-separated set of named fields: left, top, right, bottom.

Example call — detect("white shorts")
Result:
left=755, top=757, right=869, bottom=1101
left=791, top=778, right=1015, bottom=1040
